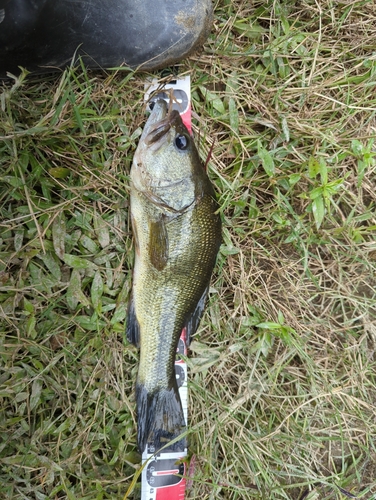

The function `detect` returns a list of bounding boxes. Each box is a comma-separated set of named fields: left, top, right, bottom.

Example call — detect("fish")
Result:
left=127, top=99, right=222, bottom=453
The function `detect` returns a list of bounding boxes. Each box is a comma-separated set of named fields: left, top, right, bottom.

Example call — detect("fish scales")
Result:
left=127, top=99, right=221, bottom=452
left=134, top=192, right=220, bottom=387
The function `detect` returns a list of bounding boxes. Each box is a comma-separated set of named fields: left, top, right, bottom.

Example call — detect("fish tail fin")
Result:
left=136, top=381, right=186, bottom=453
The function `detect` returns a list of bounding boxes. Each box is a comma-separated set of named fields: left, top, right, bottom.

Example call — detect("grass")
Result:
left=1, top=0, right=376, bottom=498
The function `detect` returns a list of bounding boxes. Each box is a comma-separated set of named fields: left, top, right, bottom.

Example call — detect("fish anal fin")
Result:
left=126, top=293, right=140, bottom=347
left=185, top=285, right=209, bottom=346
left=149, top=217, right=169, bottom=271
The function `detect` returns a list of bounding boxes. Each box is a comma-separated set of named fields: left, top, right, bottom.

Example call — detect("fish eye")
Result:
left=174, top=134, right=190, bottom=151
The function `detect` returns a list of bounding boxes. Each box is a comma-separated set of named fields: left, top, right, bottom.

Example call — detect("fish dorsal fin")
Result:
left=149, top=216, right=169, bottom=271
left=126, top=293, right=140, bottom=347
left=185, top=284, right=210, bottom=345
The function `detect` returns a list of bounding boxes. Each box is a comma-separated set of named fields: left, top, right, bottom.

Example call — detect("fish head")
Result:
left=131, top=99, right=203, bottom=212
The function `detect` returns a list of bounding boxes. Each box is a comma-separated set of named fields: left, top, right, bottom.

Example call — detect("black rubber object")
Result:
left=0, top=0, right=213, bottom=78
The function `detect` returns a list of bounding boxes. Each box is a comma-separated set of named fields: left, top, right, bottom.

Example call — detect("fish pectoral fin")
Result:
left=130, top=213, right=140, bottom=255
left=126, top=293, right=140, bottom=347
left=185, top=284, right=210, bottom=345
left=149, top=216, right=169, bottom=271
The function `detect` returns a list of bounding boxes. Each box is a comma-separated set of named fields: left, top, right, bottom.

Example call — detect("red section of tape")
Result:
left=180, top=109, right=192, bottom=135
left=155, top=478, right=186, bottom=500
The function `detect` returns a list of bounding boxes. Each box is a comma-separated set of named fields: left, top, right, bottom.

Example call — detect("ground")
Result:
left=0, top=0, right=375, bottom=499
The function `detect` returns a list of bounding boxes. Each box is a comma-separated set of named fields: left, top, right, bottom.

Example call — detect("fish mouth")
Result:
left=142, top=99, right=181, bottom=150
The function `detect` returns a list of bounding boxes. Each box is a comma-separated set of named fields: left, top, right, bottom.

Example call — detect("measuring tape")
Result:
left=140, top=76, right=192, bottom=500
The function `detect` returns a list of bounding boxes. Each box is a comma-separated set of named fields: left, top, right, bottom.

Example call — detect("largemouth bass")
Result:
left=127, top=99, right=221, bottom=452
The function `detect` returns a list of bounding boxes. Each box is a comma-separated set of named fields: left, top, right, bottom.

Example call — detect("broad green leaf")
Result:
left=123, top=451, right=141, bottom=465
left=233, top=20, right=265, bottom=38
left=15, top=392, right=28, bottom=402
left=281, top=116, right=290, bottom=142
left=277, top=311, right=285, bottom=324
left=74, top=315, right=105, bottom=331
left=312, top=195, right=325, bottom=229
left=14, top=229, right=24, bottom=252
left=272, top=213, right=283, bottom=224
left=111, top=303, right=127, bottom=325
left=357, top=159, right=367, bottom=187
left=27, top=316, right=37, bottom=338
left=63, top=253, right=97, bottom=270
left=284, top=233, right=297, bottom=243
left=18, top=152, right=29, bottom=170
left=53, top=418, right=72, bottom=434
left=80, top=234, right=99, bottom=253
left=91, top=271, right=103, bottom=311
left=105, top=260, right=113, bottom=289
left=308, top=157, right=320, bottom=179
left=49, top=167, right=70, bottom=179
left=319, top=159, right=328, bottom=184
left=66, top=268, right=81, bottom=311
left=109, top=437, right=125, bottom=465
left=30, top=379, right=43, bottom=411
left=260, top=331, right=273, bottom=357
left=257, top=140, right=275, bottom=177
left=351, top=139, right=363, bottom=156
left=94, top=252, right=117, bottom=265
left=52, top=212, right=66, bottom=259
left=17, top=126, right=49, bottom=136
left=324, top=179, right=343, bottom=196
left=289, top=173, right=301, bottom=185
left=281, top=15, right=290, bottom=35
left=256, top=322, right=282, bottom=330
left=111, top=279, right=129, bottom=324
left=2, top=175, right=24, bottom=188
left=309, top=186, right=324, bottom=200
left=199, top=86, right=225, bottom=114
left=102, top=303, right=116, bottom=313
left=73, top=278, right=90, bottom=307
left=39, top=252, right=61, bottom=281
left=94, top=213, right=110, bottom=249
left=73, top=211, right=93, bottom=231
left=277, top=56, right=289, bottom=79
left=23, top=298, right=35, bottom=314
left=279, top=326, right=294, bottom=345
left=221, top=245, right=240, bottom=256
